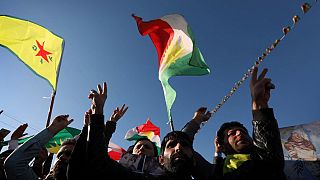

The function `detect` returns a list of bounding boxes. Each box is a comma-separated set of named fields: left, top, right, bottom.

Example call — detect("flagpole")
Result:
left=45, top=90, right=56, bottom=128
left=169, top=116, right=175, bottom=131
left=44, top=90, right=56, bottom=178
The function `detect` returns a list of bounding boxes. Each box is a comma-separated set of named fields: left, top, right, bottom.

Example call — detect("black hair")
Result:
left=56, top=138, right=76, bottom=159
left=160, top=131, right=192, bottom=155
left=61, top=138, right=76, bottom=146
left=132, top=137, right=159, bottom=157
left=216, top=121, right=248, bottom=145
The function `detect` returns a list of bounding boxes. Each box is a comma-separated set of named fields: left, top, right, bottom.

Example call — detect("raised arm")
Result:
left=5, top=115, right=72, bottom=180
left=250, top=67, right=284, bottom=169
left=83, top=82, right=157, bottom=180
left=105, top=104, right=128, bottom=144
left=181, top=107, right=211, bottom=141
left=8, top=123, right=28, bottom=150
left=181, top=107, right=214, bottom=180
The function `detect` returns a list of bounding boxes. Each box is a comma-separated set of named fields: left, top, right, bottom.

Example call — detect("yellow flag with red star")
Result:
left=0, top=16, right=64, bottom=91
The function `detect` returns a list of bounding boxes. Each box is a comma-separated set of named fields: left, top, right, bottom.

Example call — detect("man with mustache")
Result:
left=214, top=67, right=286, bottom=179
left=158, top=131, right=195, bottom=179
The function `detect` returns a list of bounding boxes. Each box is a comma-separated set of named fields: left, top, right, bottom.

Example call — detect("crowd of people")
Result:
left=0, top=67, right=286, bottom=179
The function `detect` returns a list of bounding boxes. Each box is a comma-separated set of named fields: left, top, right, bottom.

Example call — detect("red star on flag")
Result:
left=35, top=40, right=52, bottom=63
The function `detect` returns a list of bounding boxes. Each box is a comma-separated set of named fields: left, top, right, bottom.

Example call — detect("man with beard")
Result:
left=67, top=82, right=197, bottom=180
left=4, top=115, right=73, bottom=180
left=158, top=131, right=195, bottom=179
left=214, top=67, right=286, bottom=179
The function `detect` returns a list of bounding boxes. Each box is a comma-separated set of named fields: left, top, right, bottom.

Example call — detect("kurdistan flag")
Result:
left=125, top=119, right=161, bottom=154
left=0, top=15, right=64, bottom=90
left=133, top=14, right=210, bottom=121
left=108, top=141, right=126, bottom=161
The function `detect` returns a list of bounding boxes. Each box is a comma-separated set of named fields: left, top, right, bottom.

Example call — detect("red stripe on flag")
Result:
left=132, top=14, right=174, bottom=67
left=108, top=150, right=123, bottom=161
left=137, top=119, right=160, bottom=136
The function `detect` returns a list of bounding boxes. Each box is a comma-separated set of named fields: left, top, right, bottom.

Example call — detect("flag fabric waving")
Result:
left=108, top=141, right=126, bottom=161
left=125, top=119, right=161, bottom=154
left=0, top=15, right=64, bottom=91
left=133, top=14, right=210, bottom=122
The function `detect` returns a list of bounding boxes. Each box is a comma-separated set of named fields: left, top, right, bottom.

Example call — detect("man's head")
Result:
left=217, top=121, right=253, bottom=155
left=56, top=138, right=76, bottom=163
left=132, top=137, right=158, bottom=157
left=46, top=138, right=76, bottom=180
left=159, top=131, right=194, bottom=176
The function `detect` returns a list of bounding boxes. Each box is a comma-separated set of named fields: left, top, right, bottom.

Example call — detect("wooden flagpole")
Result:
left=45, top=90, right=56, bottom=128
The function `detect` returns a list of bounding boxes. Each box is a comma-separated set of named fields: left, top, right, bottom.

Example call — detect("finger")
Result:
left=122, top=106, right=128, bottom=115
left=68, top=119, right=74, bottom=125
left=103, top=82, right=107, bottom=95
left=197, top=107, right=207, bottom=113
left=258, top=78, right=271, bottom=87
left=20, top=124, right=28, bottom=132
left=258, top=68, right=268, bottom=81
left=88, top=90, right=97, bottom=99
left=120, top=104, right=126, bottom=111
left=205, top=111, right=212, bottom=117
left=90, top=89, right=98, bottom=94
left=56, top=114, right=67, bottom=120
left=88, top=109, right=92, bottom=114
left=267, top=82, right=275, bottom=89
left=251, top=67, right=258, bottom=83
left=97, top=84, right=102, bottom=95
left=214, top=137, right=219, bottom=146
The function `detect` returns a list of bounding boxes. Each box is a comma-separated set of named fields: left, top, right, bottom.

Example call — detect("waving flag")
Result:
left=125, top=119, right=161, bottom=154
left=0, top=16, right=64, bottom=90
left=108, top=141, right=126, bottom=161
left=133, top=14, right=210, bottom=121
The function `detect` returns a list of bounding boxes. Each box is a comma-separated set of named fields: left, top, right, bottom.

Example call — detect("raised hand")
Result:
left=109, top=104, right=128, bottom=122
left=88, top=82, right=107, bottom=115
left=192, top=107, right=212, bottom=125
left=250, top=67, right=275, bottom=110
left=214, top=136, right=222, bottom=154
left=11, top=123, right=28, bottom=140
left=83, top=109, right=92, bottom=126
left=47, top=115, right=73, bottom=135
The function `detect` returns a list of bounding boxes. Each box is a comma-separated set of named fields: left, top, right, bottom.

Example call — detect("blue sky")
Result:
left=1, top=0, right=319, bottom=161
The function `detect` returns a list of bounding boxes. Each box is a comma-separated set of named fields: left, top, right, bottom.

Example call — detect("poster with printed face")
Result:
left=280, top=120, right=320, bottom=180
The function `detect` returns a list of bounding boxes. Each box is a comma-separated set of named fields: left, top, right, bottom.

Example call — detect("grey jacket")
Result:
left=4, top=129, right=54, bottom=180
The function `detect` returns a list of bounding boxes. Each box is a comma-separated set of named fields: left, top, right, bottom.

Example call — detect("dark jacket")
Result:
left=182, top=119, right=218, bottom=180
left=181, top=108, right=286, bottom=180
left=67, top=114, right=193, bottom=180
left=222, top=108, right=286, bottom=179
